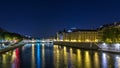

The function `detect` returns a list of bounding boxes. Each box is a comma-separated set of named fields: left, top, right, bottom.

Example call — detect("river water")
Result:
left=0, top=43, right=120, bottom=68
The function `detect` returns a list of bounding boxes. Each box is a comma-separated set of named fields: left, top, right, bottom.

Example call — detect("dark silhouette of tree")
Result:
left=102, top=26, right=120, bottom=43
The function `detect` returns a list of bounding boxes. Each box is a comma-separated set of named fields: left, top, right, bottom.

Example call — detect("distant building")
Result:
left=57, top=28, right=99, bottom=42
left=56, top=22, right=120, bottom=43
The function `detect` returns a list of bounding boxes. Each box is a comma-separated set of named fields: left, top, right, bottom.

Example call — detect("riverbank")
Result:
left=99, top=49, right=120, bottom=54
left=53, top=41, right=99, bottom=50
left=98, top=43, right=120, bottom=53
left=0, top=42, right=25, bottom=54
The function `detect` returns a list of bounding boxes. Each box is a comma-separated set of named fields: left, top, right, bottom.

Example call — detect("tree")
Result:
left=102, top=26, right=120, bottom=43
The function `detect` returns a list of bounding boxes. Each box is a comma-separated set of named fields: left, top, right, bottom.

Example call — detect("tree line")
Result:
left=102, top=26, right=120, bottom=43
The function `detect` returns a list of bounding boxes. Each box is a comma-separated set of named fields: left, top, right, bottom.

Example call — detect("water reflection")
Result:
left=102, top=53, right=108, bottom=68
left=84, top=51, right=91, bottom=68
left=77, top=49, right=82, bottom=68
left=63, top=46, right=68, bottom=68
left=94, top=52, right=100, bottom=68
left=53, top=45, right=59, bottom=68
left=115, top=55, right=120, bottom=68
left=36, top=43, right=40, bottom=68
left=0, top=43, right=120, bottom=68
left=2, top=54, right=7, bottom=68
left=11, top=48, right=20, bottom=68
left=31, top=44, right=35, bottom=68
left=42, top=44, right=45, bottom=68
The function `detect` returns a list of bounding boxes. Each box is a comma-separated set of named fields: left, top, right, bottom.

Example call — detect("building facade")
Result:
left=57, top=29, right=100, bottom=43
left=56, top=22, right=120, bottom=43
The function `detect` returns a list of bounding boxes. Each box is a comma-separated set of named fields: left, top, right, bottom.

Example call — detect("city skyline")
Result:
left=0, top=0, right=120, bottom=38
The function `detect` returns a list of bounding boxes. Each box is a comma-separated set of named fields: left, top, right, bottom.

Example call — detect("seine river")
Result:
left=0, top=43, right=120, bottom=68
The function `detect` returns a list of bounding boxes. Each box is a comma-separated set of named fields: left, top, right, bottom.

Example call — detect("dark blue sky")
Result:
left=0, top=0, right=120, bottom=38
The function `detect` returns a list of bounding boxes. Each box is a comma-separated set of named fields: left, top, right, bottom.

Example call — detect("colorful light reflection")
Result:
left=11, top=48, right=20, bottom=68
left=37, top=43, right=41, bottom=68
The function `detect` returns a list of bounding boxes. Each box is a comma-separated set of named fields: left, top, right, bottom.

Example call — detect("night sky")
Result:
left=0, top=0, right=120, bottom=38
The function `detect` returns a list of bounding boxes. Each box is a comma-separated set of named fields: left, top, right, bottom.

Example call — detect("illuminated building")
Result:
left=57, top=28, right=99, bottom=43
left=56, top=22, right=120, bottom=43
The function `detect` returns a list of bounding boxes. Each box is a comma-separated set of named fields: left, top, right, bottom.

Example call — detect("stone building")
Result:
left=57, top=28, right=99, bottom=43
left=56, top=22, right=120, bottom=43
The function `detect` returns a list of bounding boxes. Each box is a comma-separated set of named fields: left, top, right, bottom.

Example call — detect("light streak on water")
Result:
left=37, top=43, right=40, bottom=68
